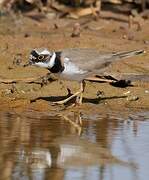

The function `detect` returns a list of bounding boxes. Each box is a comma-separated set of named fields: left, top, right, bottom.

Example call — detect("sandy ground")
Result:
left=0, top=10, right=148, bottom=114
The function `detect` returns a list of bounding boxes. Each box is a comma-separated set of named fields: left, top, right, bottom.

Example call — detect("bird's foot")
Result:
left=51, top=91, right=82, bottom=106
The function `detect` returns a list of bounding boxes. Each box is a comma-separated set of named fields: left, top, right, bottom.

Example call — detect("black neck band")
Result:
left=48, top=52, right=64, bottom=73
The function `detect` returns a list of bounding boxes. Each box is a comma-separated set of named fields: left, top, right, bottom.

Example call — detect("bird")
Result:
left=28, top=48, right=145, bottom=105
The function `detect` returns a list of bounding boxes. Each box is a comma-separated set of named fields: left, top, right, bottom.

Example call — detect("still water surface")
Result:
left=0, top=110, right=149, bottom=180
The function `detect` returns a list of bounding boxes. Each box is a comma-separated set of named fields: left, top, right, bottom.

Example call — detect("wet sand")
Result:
left=0, top=11, right=149, bottom=113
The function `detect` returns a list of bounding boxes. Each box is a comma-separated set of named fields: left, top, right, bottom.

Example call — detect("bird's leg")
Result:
left=76, top=81, right=86, bottom=105
left=52, top=81, right=84, bottom=105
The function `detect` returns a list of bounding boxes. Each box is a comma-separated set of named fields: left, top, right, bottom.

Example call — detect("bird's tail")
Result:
left=112, top=49, right=145, bottom=60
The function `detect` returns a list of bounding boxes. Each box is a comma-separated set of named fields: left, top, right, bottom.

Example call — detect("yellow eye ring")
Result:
left=38, top=55, right=44, bottom=61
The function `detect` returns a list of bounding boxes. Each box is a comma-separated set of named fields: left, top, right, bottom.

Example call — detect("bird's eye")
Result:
left=38, top=55, right=44, bottom=61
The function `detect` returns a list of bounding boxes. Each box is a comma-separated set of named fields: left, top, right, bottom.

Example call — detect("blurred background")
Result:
left=0, top=0, right=149, bottom=19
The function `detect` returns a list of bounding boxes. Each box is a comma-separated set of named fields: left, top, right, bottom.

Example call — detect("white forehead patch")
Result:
left=41, top=49, right=51, bottom=55
left=34, top=48, right=51, bottom=55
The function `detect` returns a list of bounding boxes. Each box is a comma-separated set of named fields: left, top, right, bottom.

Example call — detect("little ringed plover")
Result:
left=28, top=48, right=145, bottom=105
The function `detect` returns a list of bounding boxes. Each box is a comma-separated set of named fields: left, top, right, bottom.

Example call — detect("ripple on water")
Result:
left=0, top=109, right=149, bottom=180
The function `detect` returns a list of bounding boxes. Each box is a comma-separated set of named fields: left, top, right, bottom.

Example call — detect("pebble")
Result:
left=123, top=91, right=131, bottom=95
left=126, top=95, right=139, bottom=101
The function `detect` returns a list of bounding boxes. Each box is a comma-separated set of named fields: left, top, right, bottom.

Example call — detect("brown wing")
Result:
left=61, top=48, right=113, bottom=73
left=60, top=48, right=144, bottom=73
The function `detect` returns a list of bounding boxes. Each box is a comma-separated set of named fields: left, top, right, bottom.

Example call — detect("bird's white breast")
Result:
left=58, top=58, right=88, bottom=81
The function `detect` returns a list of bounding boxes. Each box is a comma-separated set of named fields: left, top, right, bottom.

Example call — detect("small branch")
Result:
left=0, top=74, right=55, bottom=85
left=85, top=76, right=116, bottom=83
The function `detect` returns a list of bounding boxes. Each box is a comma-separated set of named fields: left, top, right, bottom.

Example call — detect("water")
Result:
left=0, top=110, right=149, bottom=180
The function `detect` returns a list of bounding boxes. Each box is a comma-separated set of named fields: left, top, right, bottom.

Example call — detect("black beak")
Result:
left=23, top=61, right=33, bottom=67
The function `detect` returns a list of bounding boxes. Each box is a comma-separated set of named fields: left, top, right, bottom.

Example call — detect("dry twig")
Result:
left=0, top=74, right=55, bottom=85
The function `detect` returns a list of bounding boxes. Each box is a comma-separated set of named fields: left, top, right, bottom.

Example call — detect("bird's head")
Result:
left=28, top=48, right=56, bottom=69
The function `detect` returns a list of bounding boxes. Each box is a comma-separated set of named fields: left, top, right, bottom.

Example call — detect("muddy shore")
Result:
left=0, top=11, right=148, bottom=114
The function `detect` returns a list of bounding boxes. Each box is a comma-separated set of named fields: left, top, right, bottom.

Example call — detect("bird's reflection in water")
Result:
left=0, top=110, right=147, bottom=180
